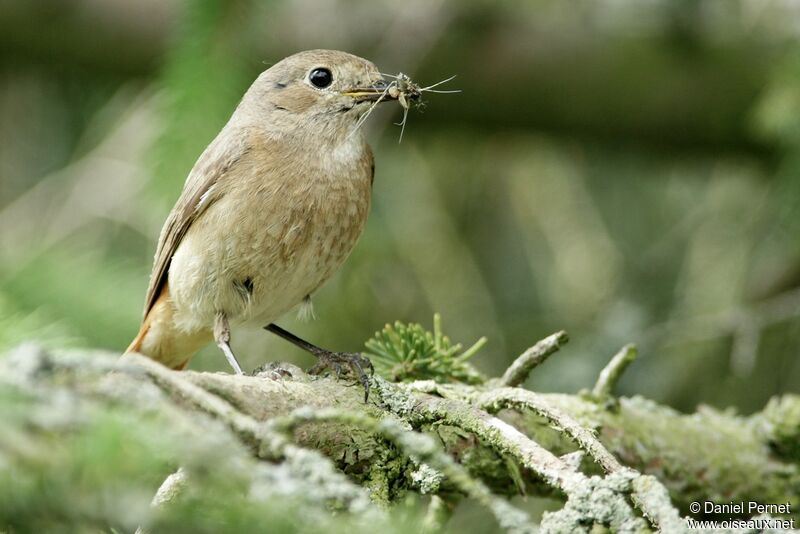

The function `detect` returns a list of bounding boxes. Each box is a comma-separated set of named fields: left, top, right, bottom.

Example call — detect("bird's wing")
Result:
left=142, top=130, right=249, bottom=317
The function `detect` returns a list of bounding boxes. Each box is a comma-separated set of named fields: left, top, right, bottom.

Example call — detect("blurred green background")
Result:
left=2, top=0, right=800, bottom=415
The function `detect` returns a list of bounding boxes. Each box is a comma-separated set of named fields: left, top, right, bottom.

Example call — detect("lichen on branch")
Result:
left=0, top=319, right=797, bottom=533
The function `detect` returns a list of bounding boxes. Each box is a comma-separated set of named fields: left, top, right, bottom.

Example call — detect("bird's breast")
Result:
left=168, top=134, right=373, bottom=332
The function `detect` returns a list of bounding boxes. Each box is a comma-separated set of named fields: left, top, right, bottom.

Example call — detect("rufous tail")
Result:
left=125, top=282, right=209, bottom=370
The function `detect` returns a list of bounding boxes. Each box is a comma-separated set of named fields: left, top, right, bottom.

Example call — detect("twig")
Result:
left=477, top=387, right=623, bottom=474
left=377, top=376, right=583, bottom=491
left=393, top=378, right=683, bottom=532
left=495, top=331, right=569, bottom=388
left=390, top=388, right=659, bottom=532
left=134, top=468, right=188, bottom=534
left=268, top=406, right=537, bottom=534
left=476, top=387, right=684, bottom=531
left=629, top=474, right=685, bottom=533
left=592, top=344, right=637, bottom=399
left=113, top=358, right=536, bottom=532
left=150, top=468, right=188, bottom=506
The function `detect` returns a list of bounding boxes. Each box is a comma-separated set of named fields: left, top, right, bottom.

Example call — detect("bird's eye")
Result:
left=308, top=67, right=333, bottom=89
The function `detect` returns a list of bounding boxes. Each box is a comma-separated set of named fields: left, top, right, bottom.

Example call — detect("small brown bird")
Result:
left=127, top=50, right=404, bottom=391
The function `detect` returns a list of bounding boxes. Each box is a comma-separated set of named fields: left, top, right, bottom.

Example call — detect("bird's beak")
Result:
left=342, top=80, right=397, bottom=102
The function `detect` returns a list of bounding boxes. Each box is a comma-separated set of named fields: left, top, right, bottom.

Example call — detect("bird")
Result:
left=127, top=49, right=405, bottom=396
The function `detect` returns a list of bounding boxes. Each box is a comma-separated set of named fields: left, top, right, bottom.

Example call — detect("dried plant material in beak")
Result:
left=351, top=72, right=460, bottom=142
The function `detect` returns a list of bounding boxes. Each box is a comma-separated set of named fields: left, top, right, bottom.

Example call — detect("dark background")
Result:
left=3, top=0, right=800, bottom=415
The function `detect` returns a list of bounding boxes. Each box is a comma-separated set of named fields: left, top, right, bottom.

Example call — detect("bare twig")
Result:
left=495, top=331, right=569, bottom=388
left=592, top=344, right=637, bottom=399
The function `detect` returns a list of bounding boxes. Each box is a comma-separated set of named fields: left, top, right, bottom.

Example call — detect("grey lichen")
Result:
left=2, top=321, right=797, bottom=534
left=540, top=473, right=649, bottom=534
left=410, top=463, right=443, bottom=494
left=760, top=394, right=800, bottom=462
left=267, top=406, right=537, bottom=532
left=629, top=473, right=684, bottom=532
left=373, top=375, right=418, bottom=418
left=249, top=446, right=377, bottom=515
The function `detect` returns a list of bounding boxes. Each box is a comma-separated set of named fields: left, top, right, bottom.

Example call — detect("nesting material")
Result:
left=355, top=73, right=460, bottom=142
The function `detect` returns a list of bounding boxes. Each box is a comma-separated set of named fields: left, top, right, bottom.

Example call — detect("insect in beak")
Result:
left=349, top=72, right=455, bottom=143
left=342, top=80, right=399, bottom=102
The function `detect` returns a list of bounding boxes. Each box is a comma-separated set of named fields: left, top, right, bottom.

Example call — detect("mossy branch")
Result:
left=1, top=324, right=798, bottom=533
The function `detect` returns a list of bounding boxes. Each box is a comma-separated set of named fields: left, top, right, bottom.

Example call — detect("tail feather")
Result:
left=126, top=322, right=150, bottom=355
left=125, top=282, right=210, bottom=370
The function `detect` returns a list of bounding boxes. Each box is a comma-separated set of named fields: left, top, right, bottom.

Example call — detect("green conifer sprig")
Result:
left=364, top=314, right=486, bottom=384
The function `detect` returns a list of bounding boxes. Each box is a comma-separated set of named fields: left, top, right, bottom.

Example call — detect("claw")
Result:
left=262, top=324, right=373, bottom=402
left=306, top=351, right=373, bottom=402
left=333, top=363, right=345, bottom=379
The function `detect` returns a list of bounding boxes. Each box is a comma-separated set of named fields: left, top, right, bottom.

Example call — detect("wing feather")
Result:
left=142, top=130, right=249, bottom=317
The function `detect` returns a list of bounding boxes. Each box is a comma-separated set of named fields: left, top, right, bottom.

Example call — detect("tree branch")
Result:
left=2, top=343, right=797, bottom=532
left=492, top=331, right=569, bottom=388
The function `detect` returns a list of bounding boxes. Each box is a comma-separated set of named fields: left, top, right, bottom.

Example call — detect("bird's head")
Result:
left=242, top=49, right=399, bottom=140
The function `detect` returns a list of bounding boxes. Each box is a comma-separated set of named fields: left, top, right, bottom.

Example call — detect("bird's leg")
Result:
left=263, top=323, right=373, bottom=402
left=214, top=311, right=244, bottom=374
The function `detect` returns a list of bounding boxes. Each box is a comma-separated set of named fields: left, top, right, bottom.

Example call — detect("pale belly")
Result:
left=166, top=179, right=370, bottom=334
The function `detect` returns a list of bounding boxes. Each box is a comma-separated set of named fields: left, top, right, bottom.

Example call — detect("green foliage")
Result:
left=752, top=52, right=800, bottom=146
left=365, top=314, right=486, bottom=384
left=149, top=0, right=257, bottom=205
left=0, top=244, right=146, bottom=352
left=0, top=292, right=80, bottom=354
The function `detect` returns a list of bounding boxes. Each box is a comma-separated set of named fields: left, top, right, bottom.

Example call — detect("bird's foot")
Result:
left=308, top=350, right=374, bottom=402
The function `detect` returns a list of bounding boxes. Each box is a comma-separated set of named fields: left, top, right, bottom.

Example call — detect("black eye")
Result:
left=309, top=68, right=333, bottom=89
